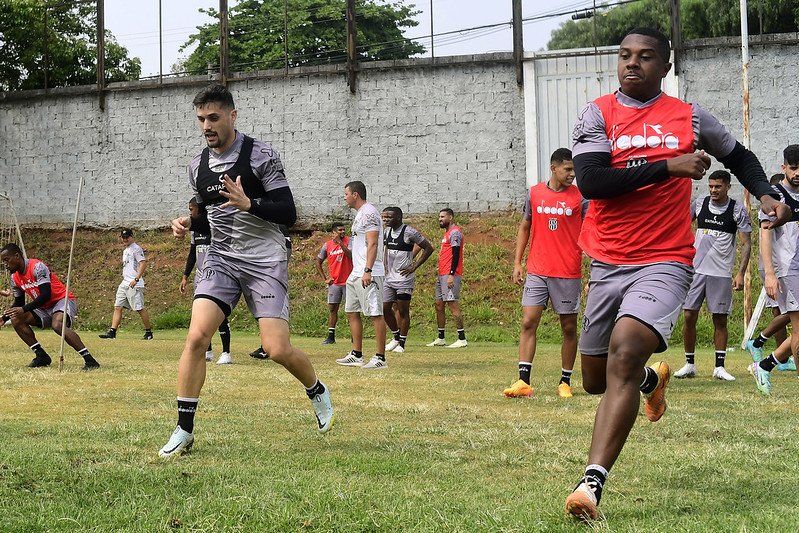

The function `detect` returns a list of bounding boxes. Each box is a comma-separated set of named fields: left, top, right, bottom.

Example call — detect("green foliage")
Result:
left=547, top=0, right=799, bottom=51
left=176, top=0, right=425, bottom=74
left=0, top=0, right=141, bottom=91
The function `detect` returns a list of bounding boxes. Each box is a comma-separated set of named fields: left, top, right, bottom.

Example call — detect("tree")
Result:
left=176, top=0, right=425, bottom=75
left=547, top=0, right=799, bottom=51
left=0, top=0, right=140, bottom=92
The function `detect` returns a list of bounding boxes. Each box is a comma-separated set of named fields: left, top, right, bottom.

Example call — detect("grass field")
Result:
left=0, top=331, right=797, bottom=532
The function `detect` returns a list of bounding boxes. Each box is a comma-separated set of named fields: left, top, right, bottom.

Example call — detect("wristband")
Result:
left=364, top=268, right=372, bottom=273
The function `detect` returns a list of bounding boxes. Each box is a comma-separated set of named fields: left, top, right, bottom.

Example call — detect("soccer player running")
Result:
left=381, top=206, right=434, bottom=353
left=426, top=208, right=468, bottom=348
left=749, top=144, right=799, bottom=396
left=0, top=243, right=100, bottom=370
left=315, top=222, right=353, bottom=345
left=159, top=84, right=334, bottom=459
left=335, top=181, right=388, bottom=369
left=564, top=27, right=788, bottom=521
left=676, top=170, right=751, bottom=381
left=504, top=148, right=588, bottom=399
left=180, top=197, right=232, bottom=364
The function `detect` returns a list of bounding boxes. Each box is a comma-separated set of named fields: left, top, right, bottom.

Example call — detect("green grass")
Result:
left=1, top=331, right=798, bottom=531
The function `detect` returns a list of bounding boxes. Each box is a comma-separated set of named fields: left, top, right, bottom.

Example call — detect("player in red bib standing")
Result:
left=505, top=148, right=588, bottom=399
left=0, top=243, right=100, bottom=370
left=564, top=27, right=789, bottom=521
left=427, top=208, right=467, bottom=348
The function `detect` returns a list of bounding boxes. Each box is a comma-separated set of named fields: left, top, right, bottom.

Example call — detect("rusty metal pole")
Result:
left=97, top=0, right=105, bottom=110
left=740, top=0, right=753, bottom=326
left=44, top=9, right=49, bottom=91
left=669, top=0, right=682, bottom=75
left=346, top=0, right=357, bottom=93
left=219, top=0, right=229, bottom=85
left=512, top=0, right=523, bottom=87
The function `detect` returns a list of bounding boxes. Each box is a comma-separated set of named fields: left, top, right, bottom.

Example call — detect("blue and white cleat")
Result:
left=746, top=340, right=764, bottom=363
left=158, top=426, right=195, bottom=458
left=748, top=362, right=772, bottom=397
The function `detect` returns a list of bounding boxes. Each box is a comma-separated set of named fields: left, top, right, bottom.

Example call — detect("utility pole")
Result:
left=346, top=0, right=357, bottom=93
left=512, top=0, right=523, bottom=86
left=219, top=0, right=229, bottom=85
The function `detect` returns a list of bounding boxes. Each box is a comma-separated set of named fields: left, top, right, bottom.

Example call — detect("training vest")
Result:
left=775, top=183, right=799, bottom=222
left=385, top=224, right=414, bottom=252
left=696, top=197, right=738, bottom=235
left=195, top=135, right=259, bottom=205
left=438, top=225, right=464, bottom=276
left=325, top=237, right=352, bottom=285
left=578, top=92, right=696, bottom=266
left=12, top=258, right=73, bottom=309
left=526, top=183, right=584, bottom=278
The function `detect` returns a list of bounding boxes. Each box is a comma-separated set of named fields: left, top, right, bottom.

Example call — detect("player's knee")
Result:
left=582, top=378, right=606, bottom=395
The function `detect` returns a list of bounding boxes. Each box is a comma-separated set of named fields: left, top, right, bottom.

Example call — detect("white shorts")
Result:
left=114, top=282, right=145, bottom=311
left=344, top=274, right=384, bottom=316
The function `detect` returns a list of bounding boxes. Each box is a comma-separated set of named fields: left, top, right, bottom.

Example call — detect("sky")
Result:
left=103, top=0, right=598, bottom=78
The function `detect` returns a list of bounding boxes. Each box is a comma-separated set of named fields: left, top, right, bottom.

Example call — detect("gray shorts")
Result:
left=33, top=299, right=77, bottom=329
left=683, top=273, right=733, bottom=314
left=435, top=275, right=462, bottom=302
left=777, top=275, right=799, bottom=314
left=195, top=254, right=289, bottom=320
left=383, top=282, right=414, bottom=303
left=759, top=268, right=780, bottom=309
left=521, top=274, right=581, bottom=314
left=327, top=284, right=346, bottom=305
left=580, top=261, right=693, bottom=355
left=344, top=274, right=384, bottom=316
left=114, top=282, right=145, bottom=311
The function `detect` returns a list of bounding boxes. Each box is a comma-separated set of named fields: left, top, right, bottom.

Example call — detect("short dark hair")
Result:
left=189, top=197, right=198, bottom=207
left=331, top=221, right=345, bottom=230
left=625, top=27, right=671, bottom=63
left=440, top=208, right=454, bottom=217
left=345, top=180, right=367, bottom=200
left=550, top=148, right=572, bottom=164
left=784, top=144, right=799, bottom=166
left=770, top=173, right=784, bottom=185
left=193, top=84, right=235, bottom=110
left=0, top=243, right=22, bottom=256
left=382, top=206, right=403, bottom=219
left=707, top=170, right=731, bottom=184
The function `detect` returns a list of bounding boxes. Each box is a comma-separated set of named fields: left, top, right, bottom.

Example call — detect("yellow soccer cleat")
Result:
left=503, top=379, right=533, bottom=398
left=643, top=361, right=670, bottom=422
left=558, top=382, right=573, bottom=398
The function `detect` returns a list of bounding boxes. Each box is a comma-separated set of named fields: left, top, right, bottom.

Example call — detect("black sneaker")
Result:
left=27, top=354, right=52, bottom=368
left=142, top=331, right=153, bottom=340
left=320, top=337, right=336, bottom=345
left=249, top=346, right=269, bottom=359
left=99, top=329, right=116, bottom=339
left=81, top=357, right=100, bottom=371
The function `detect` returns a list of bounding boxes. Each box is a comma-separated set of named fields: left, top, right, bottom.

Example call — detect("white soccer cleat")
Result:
left=712, top=366, right=735, bottom=381
left=361, top=355, right=388, bottom=369
left=385, top=339, right=399, bottom=352
left=673, top=363, right=697, bottom=379
left=311, top=383, right=334, bottom=433
left=158, top=426, right=194, bottom=459
left=216, top=352, right=232, bottom=365
left=204, top=350, right=214, bottom=362
left=392, top=345, right=405, bottom=353
left=336, top=351, right=364, bottom=366
left=426, top=338, right=446, bottom=347
left=446, top=339, right=468, bottom=348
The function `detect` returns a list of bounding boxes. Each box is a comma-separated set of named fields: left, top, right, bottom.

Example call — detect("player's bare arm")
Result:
left=400, top=238, right=434, bottom=276
left=512, top=218, right=532, bottom=285
left=732, top=231, right=751, bottom=290
left=760, top=225, right=780, bottom=299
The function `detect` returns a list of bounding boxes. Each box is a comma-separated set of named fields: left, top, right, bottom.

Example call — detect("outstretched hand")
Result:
left=219, top=174, right=252, bottom=211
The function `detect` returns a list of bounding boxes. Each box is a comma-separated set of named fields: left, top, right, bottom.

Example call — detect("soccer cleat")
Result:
left=98, top=329, right=116, bottom=339
left=216, top=352, right=232, bottom=365
left=392, top=345, right=405, bottom=353
left=426, top=338, right=446, bottom=347
left=777, top=358, right=797, bottom=371
left=385, top=339, right=399, bottom=352
left=81, top=357, right=100, bottom=371
left=205, top=350, right=215, bottom=362
left=158, top=426, right=194, bottom=459
left=311, top=384, right=335, bottom=433
left=643, top=361, right=670, bottom=422
left=673, top=363, right=697, bottom=379
left=746, top=340, right=764, bottom=362
left=249, top=346, right=269, bottom=360
left=27, top=354, right=52, bottom=368
left=361, top=355, right=388, bottom=370
left=565, top=481, right=599, bottom=521
left=320, top=337, right=336, bottom=345
left=558, top=382, right=573, bottom=398
left=712, top=366, right=735, bottom=381
left=748, top=362, right=772, bottom=397
left=336, top=351, right=364, bottom=366
left=503, top=379, right=533, bottom=398
left=446, top=339, right=468, bottom=348
left=142, top=331, right=154, bottom=340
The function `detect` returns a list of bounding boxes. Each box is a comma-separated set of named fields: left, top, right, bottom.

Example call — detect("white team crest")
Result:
left=548, top=218, right=558, bottom=231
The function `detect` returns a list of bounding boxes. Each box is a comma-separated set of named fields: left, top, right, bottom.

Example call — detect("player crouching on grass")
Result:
left=0, top=243, right=100, bottom=370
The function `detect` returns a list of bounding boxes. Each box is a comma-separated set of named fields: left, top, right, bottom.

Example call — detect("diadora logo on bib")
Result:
left=536, top=201, right=574, bottom=217
left=610, top=123, right=679, bottom=151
